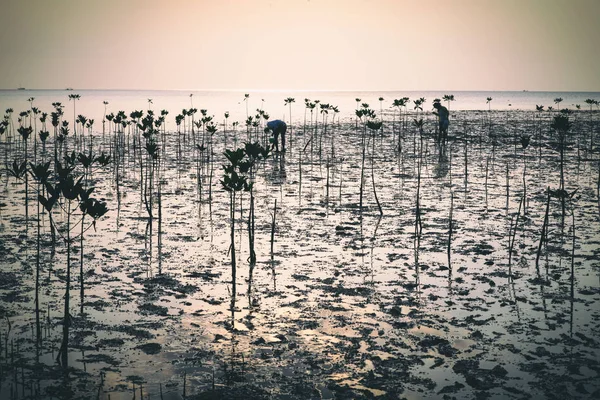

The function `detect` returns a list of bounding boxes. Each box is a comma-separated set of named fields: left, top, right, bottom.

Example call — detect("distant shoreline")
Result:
left=3, top=88, right=600, bottom=94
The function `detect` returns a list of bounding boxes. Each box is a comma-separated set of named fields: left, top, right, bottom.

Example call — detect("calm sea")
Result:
left=1, top=89, right=599, bottom=129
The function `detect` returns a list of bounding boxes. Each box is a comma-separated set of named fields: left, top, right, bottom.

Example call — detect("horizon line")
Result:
left=2, top=88, right=600, bottom=93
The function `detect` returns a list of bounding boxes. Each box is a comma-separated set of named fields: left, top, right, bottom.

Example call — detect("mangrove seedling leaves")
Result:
left=8, top=160, right=27, bottom=179
left=95, top=153, right=111, bottom=167
left=29, top=161, right=51, bottom=183
left=78, top=151, right=94, bottom=169
left=38, top=194, right=58, bottom=212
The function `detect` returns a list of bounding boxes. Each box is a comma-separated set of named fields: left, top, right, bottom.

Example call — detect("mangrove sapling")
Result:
left=378, top=97, right=385, bottom=135
left=44, top=160, right=108, bottom=369
left=584, top=98, right=598, bottom=150
left=221, top=147, right=250, bottom=312
left=367, top=119, right=384, bottom=216
left=308, top=100, right=320, bottom=162
left=520, top=135, right=531, bottom=214
left=224, top=111, right=230, bottom=148
left=551, top=113, right=572, bottom=224
left=244, top=93, right=250, bottom=120
left=0, top=122, right=8, bottom=167
left=355, top=98, right=361, bottom=128
left=68, top=94, right=80, bottom=139
left=329, top=106, right=339, bottom=160
left=535, top=105, right=545, bottom=160
left=448, top=190, right=454, bottom=266
left=245, top=116, right=253, bottom=143
left=232, top=121, right=239, bottom=147
left=102, top=101, right=108, bottom=140
left=16, top=124, right=33, bottom=226
left=319, top=103, right=330, bottom=157
left=76, top=151, right=110, bottom=312
left=189, top=108, right=198, bottom=145
left=303, top=102, right=316, bottom=154
left=415, top=137, right=423, bottom=240
left=207, top=122, right=218, bottom=213
left=355, top=108, right=368, bottom=215
left=242, top=141, right=271, bottom=266
left=412, top=118, right=424, bottom=173
left=76, top=114, right=87, bottom=152
left=443, top=94, right=455, bottom=112
left=138, top=114, right=161, bottom=272
left=486, top=97, right=493, bottom=130
left=391, top=99, right=403, bottom=150
left=181, top=108, right=189, bottom=138
left=569, top=205, right=576, bottom=337
left=303, top=98, right=310, bottom=140
left=554, top=97, right=563, bottom=111
left=7, top=160, right=27, bottom=223
left=284, top=97, right=295, bottom=152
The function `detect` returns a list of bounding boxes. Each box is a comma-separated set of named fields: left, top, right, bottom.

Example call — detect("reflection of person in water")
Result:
left=268, top=152, right=287, bottom=186
left=433, top=145, right=449, bottom=179
left=265, top=119, right=287, bottom=152
left=433, top=102, right=450, bottom=141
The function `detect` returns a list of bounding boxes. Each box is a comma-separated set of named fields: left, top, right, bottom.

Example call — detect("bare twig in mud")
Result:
left=448, top=190, right=454, bottom=264
left=536, top=187, right=551, bottom=270
left=506, top=163, right=510, bottom=211
left=508, top=195, right=523, bottom=269
left=570, top=204, right=576, bottom=337
left=520, top=135, right=530, bottom=215
left=325, top=157, right=330, bottom=205
left=463, top=136, right=468, bottom=193
left=415, top=153, right=423, bottom=239
left=484, top=156, right=489, bottom=209
left=270, top=199, right=277, bottom=259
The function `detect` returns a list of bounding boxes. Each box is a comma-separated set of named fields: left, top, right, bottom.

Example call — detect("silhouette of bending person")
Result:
left=433, top=102, right=450, bottom=141
left=265, top=119, right=287, bottom=152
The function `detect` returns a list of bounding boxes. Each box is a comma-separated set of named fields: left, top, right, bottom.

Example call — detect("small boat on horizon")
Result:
left=17, top=87, right=26, bottom=90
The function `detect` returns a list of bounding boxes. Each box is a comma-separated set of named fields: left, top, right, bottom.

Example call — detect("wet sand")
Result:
left=1, top=109, right=599, bottom=399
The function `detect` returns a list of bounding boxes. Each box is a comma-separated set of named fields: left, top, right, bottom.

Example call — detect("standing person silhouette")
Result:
left=265, top=119, right=287, bottom=152
left=433, top=102, right=450, bottom=142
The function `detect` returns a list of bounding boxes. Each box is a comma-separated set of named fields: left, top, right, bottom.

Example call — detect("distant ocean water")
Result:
left=1, top=89, right=599, bottom=129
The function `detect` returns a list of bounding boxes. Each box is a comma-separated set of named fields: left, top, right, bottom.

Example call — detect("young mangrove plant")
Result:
left=284, top=97, right=295, bottom=152
left=41, top=158, right=109, bottom=369
left=29, top=161, right=51, bottom=353
left=443, top=94, right=455, bottom=111
left=554, top=97, right=563, bottom=110
left=68, top=94, right=80, bottom=138
left=366, top=119, right=384, bottom=215
left=520, top=135, right=530, bottom=214
left=356, top=105, right=376, bottom=216
left=221, top=147, right=249, bottom=312
left=551, top=112, right=572, bottom=224
left=17, top=124, right=33, bottom=229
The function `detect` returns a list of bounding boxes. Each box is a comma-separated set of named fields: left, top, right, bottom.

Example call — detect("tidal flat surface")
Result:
left=1, top=109, right=599, bottom=399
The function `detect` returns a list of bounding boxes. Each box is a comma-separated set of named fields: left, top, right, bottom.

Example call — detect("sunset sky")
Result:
left=0, top=0, right=598, bottom=91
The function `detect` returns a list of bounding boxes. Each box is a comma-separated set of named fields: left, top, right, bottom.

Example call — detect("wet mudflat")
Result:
left=1, top=109, right=600, bottom=399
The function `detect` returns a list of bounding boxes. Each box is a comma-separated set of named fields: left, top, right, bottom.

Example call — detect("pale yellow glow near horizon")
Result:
left=0, top=0, right=598, bottom=91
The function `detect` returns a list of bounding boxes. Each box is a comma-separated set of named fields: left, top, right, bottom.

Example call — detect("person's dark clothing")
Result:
left=267, top=119, right=287, bottom=151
